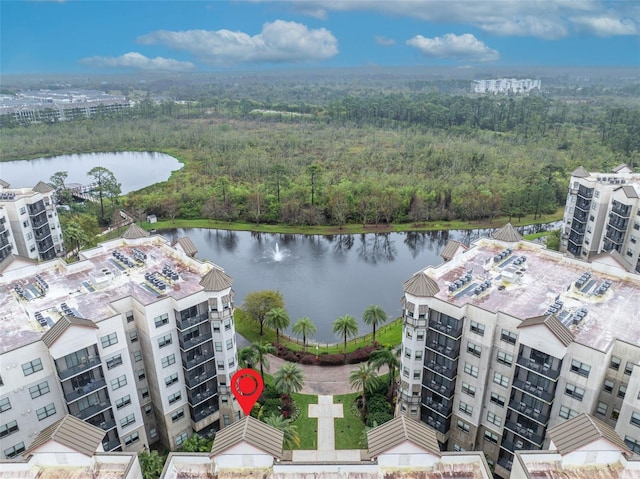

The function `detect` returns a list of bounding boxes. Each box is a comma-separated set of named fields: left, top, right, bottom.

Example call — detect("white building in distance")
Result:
left=472, top=79, right=541, bottom=94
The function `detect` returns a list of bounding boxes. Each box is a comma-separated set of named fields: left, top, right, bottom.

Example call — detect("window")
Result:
left=213, top=321, right=221, bottom=332
left=124, top=432, right=139, bottom=446
left=417, top=331, right=425, bottom=341
left=0, top=421, right=19, bottom=439
left=467, top=342, right=482, bottom=357
left=158, top=334, right=172, bottom=348
left=150, top=428, right=158, bottom=440
left=175, top=431, right=189, bottom=446
left=145, top=405, right=153, bottom=416
left=603, top=379, right=614, bottom=393
left=0, top=398, right=11, bottom=413
left=459, top=401, right=473, bottom=416
left=571, top=359, right=591, bottom=378
left=36, top=403, right=56, bottom=421
left=559, top=405, right=578, bottom=419
left=19, top=207, right=26, bottom=215
left=402, top=367, right=409, bottom=378
left=413, top=370, right=420, bottom=379
left=500, top=329, right=517, bottom=344
left=4, top=442, right=25, bottom=459
left=29, top=381, right=50, bottom=399
left=126, top=311, right=134, bottom=323
left=137, top=369, right=146, bottom=380
left=165, top=373, right=178, bottom=386
left=133, top=351, right=143, bottom=362
left=453, top=443, right=465, bottom=452
left=106, top=354, right=123, bottom=370
left=141, top=387, right=149, bottom=399
left=168, top=392, right=181, bottom=404
left=625, top=362, right=634, bottom=375
left=162, top=354, right=176, bottom=368
left=116, top=395, right=131, bottom=409
left=415, top=350, right=423, bottom=360
left=101, top=332, right=118, bottom=348
left=228, top=357, right=235, bottom=368
left=456, top=419, right=470, bottom=433
left=405, top=347, right=412, bottom=359
left=224, top=319, right=231, bottom=331
left=625, top=436, right=640, bottom=454
left=484, top=430, right=499, bottom=444
left=631, top=412, right=640, bottom=427
left=596, top=401, right=608, bottom=415
left=493, top=372, right=509, bottom=388
left=610, top=356, right=621, bottom=370
left=172, top=409, right=185, bottom=422
left=461, top=382, right=476, bottom=397
left=470, top=321, right=485, bottom=336
left=490, top=392, right=505, bottom=407
left=612, top=408, right=620, bottom=420
left=487, top=411, right=502, bottom=427
left=497, top=351, right=513, bottom=366
left=129, top=331, right=138, bottom=343
left=154, top=313, right=169, bottom=328
left=618, top=385, right=627, bottom=398
left=405, top=329, right=413, bottom=339
left=111, top=375, right=127, bottom=390
left=120, top=413, right=136, bottom=428
left=464, top=362, right=478, bottom=378
left=215, top=342, right=222, bottom=352
left=22, top=358, right=43, bottom=376
left=226, top=338, right=233, bottom=350
left=217, top=361, right=225, bottom=370
left=565, top=383, right=585, bottom=401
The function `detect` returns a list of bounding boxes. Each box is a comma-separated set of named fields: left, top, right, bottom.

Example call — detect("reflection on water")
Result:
left=161, top=223, right=559, bottom=342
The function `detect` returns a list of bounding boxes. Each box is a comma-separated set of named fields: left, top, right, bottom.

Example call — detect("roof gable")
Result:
left=571, top=166, right=590, bottom=178
left=33, top=181, right=54, bottom=193
left=403, top=272, right=439, bottom=297
left=210, top=416, right=283, bottom=458
left=121, top=223, right=150, bottom=239
left=42, top=315, right=98, bottom=347
left=173, top=236, right=198, bottom=257
left=518, top=314, right=573, bottom=347
left=548, top=413, right=632, bottom=457
left=25, top=415, right=105, bottom=457
left=200, top=267, right=233, bottom=291
left=492, top=223, right=523, bottom=242
left=440, top=240, right=466, bottom=261
left=367, top=415, right=440, bottom=458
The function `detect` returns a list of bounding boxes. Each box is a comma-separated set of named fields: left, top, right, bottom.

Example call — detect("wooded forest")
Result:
left=1, top=76, right=639, bottom=227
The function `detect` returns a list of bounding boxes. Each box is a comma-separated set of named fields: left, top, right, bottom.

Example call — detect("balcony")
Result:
left=429, top=321, right=462, bottom=339
left=179, top=330, right=213, bottom=351
left=185, top=368, right=217, bottom=389
left=28, top=202, right=46, bottom=216
left=508, top=399, right=550, bottom=425
left=64, top=377, right=107, bottom=403
left=75, top=401, right=111, bottom=421
left=512, top=378, right=554, bottom=403
left=497, top=454, right=513, bottom=472
left=182, top=351, right=215, bottom=370
left=577, top=186, right=594, bottom=199
left=426, top=340, right=461, bottom=359
left=191, top=402, right=220, bottom=422
left=37, top=239, right=55, bottom=255
left=57, top=356, right=102, bottom=381
left=501, top=437, right=537, bottom=453
left=102, top=438, right=122, bottom=452
left=504, top=420, right=544, bottom=446
left=516, top=356, right=560, bottom=380
left=611, top=202, right=631, bottom=217
left=422, top=398, right=451, bottom=418
left=424, top=359, right=457, bottom=379
left=423, top=378, right=455, bottom=398
left=188, top=387, right=217, bottom=407
left=176, top=313, right=210, bottom=331
left=209, top=309, right=233, bottom=320
left=422, top=409, right=449, bottom=434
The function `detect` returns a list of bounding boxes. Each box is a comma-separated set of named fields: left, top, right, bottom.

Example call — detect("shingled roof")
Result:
left=547, top=413, right=632, bottom=458
left=121, top=223, right=150, bottom=239
left=32, top=181, right=54, bottom=193
left=492, top=223, right=523, bottom=242
left=25, top=415, right=105, bottom=457
left=403, top=272, right=439, bottom=297
left=210, top=416, right=283, bottom=459
left=619, top=185, right=639, bottom=199
left=367, top=415, right=440, bottom=458
left=518, top=314, right=573, bottom=347
left=42, top=315, right=98, bottom=347
left=173, top=236, right=198, bottom=257
left=200, top=267, right=233, bottom=291
left=0, top=179, right=10, bottom=188
left=570, top=166, right=590, bottom=178
left=440, top=240, right=465, bottom=261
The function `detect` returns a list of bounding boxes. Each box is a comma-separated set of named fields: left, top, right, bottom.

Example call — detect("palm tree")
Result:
left=273, top=362, right=305, bottom=396
left=368, top=346, right=401, bottom=397
left=238, top=346, right=258, bottom=369
left=362, top=305, right=387, bottom=346
left=252, top=341, right=276, bottom=381
left=349, top=363, right=380, bottom=413
left=291, top=317, right=317, bottom=352
left=264, top=307, right=290, bottom=346
left=332, top=314, right=359, bottom=361
left=262, top=414, right=301, bottom=449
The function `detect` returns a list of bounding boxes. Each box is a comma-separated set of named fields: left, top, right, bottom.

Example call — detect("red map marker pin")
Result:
left=231, top=368, right=264, bottom=415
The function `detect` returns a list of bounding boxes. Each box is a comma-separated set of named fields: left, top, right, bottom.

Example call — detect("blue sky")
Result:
left=1, top=0, right=639, bottom=75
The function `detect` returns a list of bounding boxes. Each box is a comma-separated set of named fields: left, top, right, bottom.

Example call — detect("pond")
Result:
left=0, top=151, right=183, bottom=194
left=160, top=224, right=557, bottom=343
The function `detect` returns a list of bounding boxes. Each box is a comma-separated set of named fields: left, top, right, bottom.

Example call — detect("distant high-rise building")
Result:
left=472, top=79, right=541, bottom=94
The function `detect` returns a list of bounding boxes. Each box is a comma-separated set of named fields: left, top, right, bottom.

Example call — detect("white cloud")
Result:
left=375, top=35, right=396, bottom=46
left=570, top=15, right=637, bottom=36
left=407, top=33, right=500, bottom=62
left=79, top=52, right=195, bottom=71
left=281, top=0, right=639, bottom=39
left=137, top=20, right=338, bottom=65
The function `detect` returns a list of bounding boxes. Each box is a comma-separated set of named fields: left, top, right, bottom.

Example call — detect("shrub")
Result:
left=299, top=354, right=316, bottom=365
left=367, top=394, right=392, bottom=415
left=318, top=353, right=346, bottom=365
left=366, top=410, right=393, bottom=428
left=346, top=345, right=377, bottom=364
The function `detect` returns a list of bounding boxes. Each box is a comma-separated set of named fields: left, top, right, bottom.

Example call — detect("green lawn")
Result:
left=235, top=310, right=402, bottom=354
left=292, top=393, right=319, bottom=449
left=333, top=392, right=366, bottom=449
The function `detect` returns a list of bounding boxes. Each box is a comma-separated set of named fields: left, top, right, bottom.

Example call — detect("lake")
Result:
left=0, top=151, right=183, bottom=194
left=159, top=226, right=556, bottom=343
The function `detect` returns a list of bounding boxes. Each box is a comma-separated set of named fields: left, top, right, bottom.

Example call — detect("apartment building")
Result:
left=472, top=79, right=541, bottom=94
left=560, top=164, right=640, bottom=273
left=0, top=180, right=64, bottom=261
left=397, top=223, right=640, bottom=478
left=0, top=226, right=241, bottom=459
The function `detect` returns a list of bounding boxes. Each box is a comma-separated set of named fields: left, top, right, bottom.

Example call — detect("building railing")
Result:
left=512, top=378, right=554, bottom=403
left=187, top=387, right=217, bottom=406
left=179, top=330, right=213, bottom=352
left=429, top=321, right=463, bottom=339
left=515, top=356, right=560, bottom=380
left=508, top=398, right=550, bottom=425
left=176, top=313, right=210, bottom=331
left=185, top=368, right=217, bottom=389
left=57, top=356, right=102, bottom=381
left=182, top=351, right=215, bottom=370
left=74, top=401, right=111, bottom=421
left=191, top=403, right=220, bottom=423
left=504, top=420, right=544, bottom=446
left=64, top=378, right=107, bottom=403
left=102, top=438, right=121, bottom=452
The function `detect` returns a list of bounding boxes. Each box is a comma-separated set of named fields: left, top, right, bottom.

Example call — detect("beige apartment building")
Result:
left=397, top=223, right=640, bottom=478
left=0, top=226, right=241, bottom=459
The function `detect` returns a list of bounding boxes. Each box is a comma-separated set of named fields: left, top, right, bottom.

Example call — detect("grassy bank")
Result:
left=291, top=393, right=319, bottom=449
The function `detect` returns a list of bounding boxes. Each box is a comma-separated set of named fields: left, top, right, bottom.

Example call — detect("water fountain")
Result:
left=266, top=242, right=290, bottom=262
